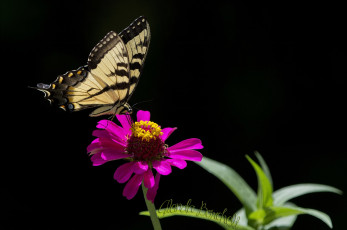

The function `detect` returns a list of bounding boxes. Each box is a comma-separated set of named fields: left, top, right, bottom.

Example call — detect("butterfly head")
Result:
left=117, top=103, right=133, bottom=115
left=112, top=103, right=133, bottom=125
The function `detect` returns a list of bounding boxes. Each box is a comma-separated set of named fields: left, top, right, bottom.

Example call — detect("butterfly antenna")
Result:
left=131, top=100, right=153, bottom=110
left=131, top=99, right=154, bottom=114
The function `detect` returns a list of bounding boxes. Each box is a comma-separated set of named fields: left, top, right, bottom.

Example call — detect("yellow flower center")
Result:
left=126, top=120, right=167, bottom=162
left=130, top=120, right=163, bottom=141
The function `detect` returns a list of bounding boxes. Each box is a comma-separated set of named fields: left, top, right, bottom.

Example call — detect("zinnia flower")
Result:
left=87, top=110, right=203, bottom=202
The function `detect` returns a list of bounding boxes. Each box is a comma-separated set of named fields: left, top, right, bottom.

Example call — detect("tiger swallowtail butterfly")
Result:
left=35, top=16, right=150, bottom=117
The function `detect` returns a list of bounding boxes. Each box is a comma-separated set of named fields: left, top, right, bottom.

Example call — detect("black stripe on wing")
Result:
left=87, top=31, right=128, bottom=70
left=119, top=16, right=151, bottom=100
left=83, top=81, right=130, bottom=100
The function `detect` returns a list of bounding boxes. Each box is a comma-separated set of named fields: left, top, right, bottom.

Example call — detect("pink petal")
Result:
left=100, top=150, right=129, bottom=161
left=97, top=120, right=126, bottom=137
left=166, top=158, right=187, bottom=169
left=123, top=174, right=143, bottom=200
left=87, top=139, right=102, bottom=153
left=114, top=162, right=136, bottom=183
left=92, top=129, right=110, bottom=138
left=143, top=169, right=155, bottom=188
left=95, top=140, right=126, bottom=153
left=116, top=114, right=132, bottom=136
left=89, top=137, right=100, bottom=145
left=90, top=152, right=107, bottom=166
left=134, top=161, right=149, bottom=174
left=87, top=138, right=125, bottom=154
left=137, top=110, right=150, bottom=121
left=168, top=138, right=204, bottom=152
left=168, top=150, right=203, bottom=162
left=146, top=173, right=161, bottom=203
left=153, top=160, right=172, bottom=175
left=161, top=127, right=177, bottom=141
left=92, top=130, right=125, bottom=146
left=87, top=137, right=125, bottom=152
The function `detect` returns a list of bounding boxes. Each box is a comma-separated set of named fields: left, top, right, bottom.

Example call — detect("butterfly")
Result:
left=35, top=16, right=150, bottom=117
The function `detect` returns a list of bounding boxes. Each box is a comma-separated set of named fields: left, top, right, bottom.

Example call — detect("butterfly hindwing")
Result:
left=35, top=16, right=150, bottom=117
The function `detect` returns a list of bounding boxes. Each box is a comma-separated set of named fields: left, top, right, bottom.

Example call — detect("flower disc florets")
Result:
left=126, top=120, right=167, bottom=162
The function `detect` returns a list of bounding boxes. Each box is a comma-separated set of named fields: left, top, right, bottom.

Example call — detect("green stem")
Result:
left=142, top=183, right=162, bottom=230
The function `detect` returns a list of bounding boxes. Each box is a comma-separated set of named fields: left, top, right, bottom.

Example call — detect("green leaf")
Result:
left=247, top=203, right=297, bottom=230
left=263, top=206, right=301, bottom=225
left=248, top=209, right=267, bottom=227
left=262, top=205, right=333, bottom=228
left=273, top=183, right=342, bottom=206
left=234, top=208, right=247, bottom=226
left=195, top=157, right=257, bottom=214
left=265, top=215, right=297, bottom=230
left=264, top=202, right=298, bottom=230
left=139, top=206, right=256, bottom=230
left=254, top=151, right=273, bottom=188
left=246, top=155, right=273, bottom=209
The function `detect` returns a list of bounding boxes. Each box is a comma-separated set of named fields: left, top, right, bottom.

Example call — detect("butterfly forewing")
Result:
left=119, top=16, right=151, bottom=100
left=35, top=16, right=150, bottom=117
left=87, top=31, right=130, bottom=116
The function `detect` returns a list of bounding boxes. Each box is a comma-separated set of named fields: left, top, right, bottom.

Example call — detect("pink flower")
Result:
left=87, top=110, right=203, bottom=202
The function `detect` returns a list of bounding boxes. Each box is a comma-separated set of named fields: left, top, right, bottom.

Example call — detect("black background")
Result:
left=2, top=0, right=346, bottom=229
